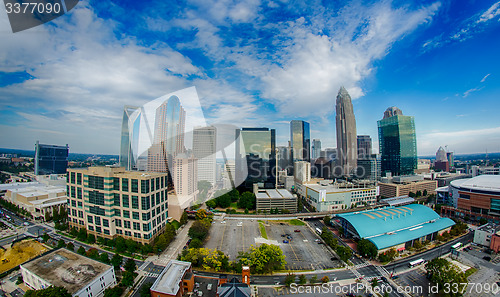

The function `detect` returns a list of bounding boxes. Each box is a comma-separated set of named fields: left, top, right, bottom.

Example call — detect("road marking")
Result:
left=219, top=221, right=227, bottom=251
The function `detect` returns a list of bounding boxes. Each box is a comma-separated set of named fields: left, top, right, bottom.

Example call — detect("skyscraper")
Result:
left=357, top=135, right=372, bottom=159
left=147, top=96, right=186, bottom=173
left=312, top=139, right=321, bottom=160
left=34, top=141, right=69, bottom=175
left=236, top=128, right=276, bottom=189
left=119, top=105, right=140, bottom=170
left=378, top=107, right=417, bottom=176
left=335, top=87, right=357, bottom=176
left=290, top=120, right=310, bottom=162
left=192, top=126, right=216, bottom=185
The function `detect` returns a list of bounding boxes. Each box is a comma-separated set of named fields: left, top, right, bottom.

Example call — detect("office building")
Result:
left=276, top=146, right=290, bottom=172
left=147, top=96, right=186, bottom=173
left=356, top=156, right=378, bottom=181
left=335, top=87, right=357, bottom=176
left=192, top=126, right=216, bottom=185
left=293, top=161, right=311, bottom=184
left=312, top=158, right=333, bottom=179
left=254, top=188, right=297, bottom=213
left=321, top=148, right=337, bottom=161
left=34, top=141, right=69, bottom=175
left=357, top=135, right=372, bottom=159
left=67, top=166, right=168, bottom=244
left=169, top=153, right=198, bottom=220
left=21, top=248, right=116, bottom=297
left=119, top=105, right=140, bottom=170
left=473, top=223, right=500, bottom=248
left=290, top=120, right=310, bottom=162
left=235, top=128, right=276, bottom=189
left=378, top=107, right=417, bottom=176
left=378, top=175, right=437, bottom=198
left=312, top=139, right=321, bottom=160
left=447, top=152, right=454, bottom=168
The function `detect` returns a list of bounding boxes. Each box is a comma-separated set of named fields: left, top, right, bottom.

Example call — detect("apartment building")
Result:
left=67, top=166, right=168, bottom=244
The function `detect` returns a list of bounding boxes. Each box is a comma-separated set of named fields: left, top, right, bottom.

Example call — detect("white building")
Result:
left=294, top=161, right=311, bottom=184
left=192, top=126, right=216, bottom=186
left=223, top=160, right=236, bottom=189
left=21, top=248, right=116, bottom=297
left=473, top=224, right=500, bottom=247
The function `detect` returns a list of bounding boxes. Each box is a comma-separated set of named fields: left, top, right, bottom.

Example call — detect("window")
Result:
left=77, top=188, right=83, bottom=199
left=72, top=209, right=77, bottom=216
left=78, top=210, right=83, bottom=218
left=459, top=193, right=470, bottom=199
left=156, top=193, right=160, bottom=205
left=113, top=177, right=120, bottom=190
left=71, top=200, right=76, bottom=207
left=95, top=216, right=101, bottom=226
left=122, top=178, right=129, bottom=192
left=77, top=173, right=82, bottom=185
left=133, top=222, right=140, bottom=230
left=125, top=231, right=131, bottom=236
left=152, top=208, right=155, bottom=217
left=156, top=177, right=160, bottom=190
left=133, top=212, right=139, bottom=220
left=122, top=195, right=129, bottom=208
left=141, top=180, right=150, bottom=194
left=141, top=196, right=150, bottom=210
left=78, top=201, right=83, bottom=208
left=114, top=209, right=121, bottom=217
left=89, top=206, right=106, bottom=216
left=124, top=221, right=131, bottom=229
left=116, top=229, right=123, bottom=235
left=103, top=219, right=109, bottom=227
left=123, top=210, right=130, bottom=218
left=96, top=226, right=102, bottom=233
left=142, top=212, right=150, bottom=221
left=115, top=219, right=122, bottom=227
left=88, top=225, right=94, bottom=231
left=113, top=193, right=120, bottom=206
left=89, top=191, right=105, bottom=206
left=131, top=179, right=139, bottom=193
left=88, top=215, right=93, bottom=223
left=88, top=175, right=105, bottom=190
left=104, top=229, right=110, bottom=235
left=71, top=172, right=75, bottom=184
left=143, top=223, right=151, bottom=231
left=132, top=196, right=139, bottom=209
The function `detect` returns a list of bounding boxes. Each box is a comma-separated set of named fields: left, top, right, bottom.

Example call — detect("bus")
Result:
left=451, top=242, right=462, bottom=250
left=408, top=258, right=425, bottom=268
left=316, top=227, right=322, bottom=235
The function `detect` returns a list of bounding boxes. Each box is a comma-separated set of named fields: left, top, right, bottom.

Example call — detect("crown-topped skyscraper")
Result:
left=335, top=86, right=357, bottom=177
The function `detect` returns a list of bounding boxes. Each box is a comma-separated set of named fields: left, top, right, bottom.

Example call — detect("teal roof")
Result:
left=337, top=204, right=455, bottom=250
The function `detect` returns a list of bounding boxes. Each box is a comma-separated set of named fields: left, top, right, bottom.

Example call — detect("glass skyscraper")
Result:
left=119, top=105, right=140, bottom=170
left=378, top=107, right=417, bottom=176
left=312, top=139, right=321, bottom=160
left=290, top=120, right=310, bottom=163
left=236, top=128, right=276, bottom=189
left=34, top=140, right=69, bottom=175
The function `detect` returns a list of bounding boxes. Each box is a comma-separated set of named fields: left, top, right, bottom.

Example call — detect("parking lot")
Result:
left=205, top=218, right=340, bottom=271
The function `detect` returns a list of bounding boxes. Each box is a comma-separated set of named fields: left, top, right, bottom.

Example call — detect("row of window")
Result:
left=113, top=192, right=167, bottom=210
left=69, top=174, right=167, bottom=194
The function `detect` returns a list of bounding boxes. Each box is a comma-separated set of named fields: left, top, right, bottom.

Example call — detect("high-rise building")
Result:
left=312, top=139, right=321, bottom=160
left=119, top=106, right=140, bottom=170
left=236, top=128, right=276, bottom=189
left=67, top=166, right=168, bottom=244
left=378, top=107, right=417, bottom=176
left=335, top=87, right=357, bottom=176
left=436, top=146, right=447, bottom=162
left=357, top=135, right=372, bottom=159
left=447, top=152, right=454, bottom=168
left=172, top=153, right=198, bottom=197
left=192, top=126, right=216, bottom=185
left=34, top=141, right=69, bottom=176
left=147, top=96, right=186, bottom=173
left=276, top=146, right=290, bottom=172
left=290, top=120, right=310, bottom=163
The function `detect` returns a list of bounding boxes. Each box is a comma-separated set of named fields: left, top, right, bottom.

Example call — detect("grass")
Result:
left=272, top=219, right=306, bottom=226
left=259, top=222, right=268, bottom=239
left=464, top=267, right=477, bottom=278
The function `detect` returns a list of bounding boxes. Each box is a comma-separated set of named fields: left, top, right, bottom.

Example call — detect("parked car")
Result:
left=283, top=240, right=289, bottom=243
left=483, top=256, right=491, bottom=261
left=294, top=229, right=300, bottom=232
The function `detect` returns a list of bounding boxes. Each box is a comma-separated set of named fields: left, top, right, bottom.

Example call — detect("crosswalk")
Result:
left=354, top=262, right=370, bottom=269
left=145, top=272, right=160, bottom=278
left=138, top=261, right=150, bottom=271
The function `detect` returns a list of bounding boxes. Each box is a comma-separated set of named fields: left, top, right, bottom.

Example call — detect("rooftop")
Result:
left=451, top=175, right=500, bottom=193
left=477, top=223, right=500, bottom=234
left=21, top=248, right=113, bottom=295
left=337, top=204, right=455, bottom=250
left=379, top=196, right=414, bottom=206
left=68, top=166, right=168, bottom=178
left=305, top=183, right=376, bottom=193
left=5, top=184, right=65, bottom=197
left=151, top=260, right=191, bottom=296
left=255, top=189, right=295, bottom=199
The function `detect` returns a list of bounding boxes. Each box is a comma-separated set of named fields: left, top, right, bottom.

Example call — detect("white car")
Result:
left=221, top=221, right=226, bottom=224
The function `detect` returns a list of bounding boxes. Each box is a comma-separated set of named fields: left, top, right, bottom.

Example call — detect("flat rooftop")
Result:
left=255, top=189, right=295, bottom=199
left=305, top=183, right=376, bottom=193
left=151, top=260, right=191, bottom=296
left=21, top=248, right=112, bottom=295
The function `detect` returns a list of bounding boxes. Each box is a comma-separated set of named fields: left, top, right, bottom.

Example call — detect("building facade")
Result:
left=312, top=139, right=321, bottom=160
left=335, top=87, right=357, bottom=176
left=34, top=141, right=69, bottom=175
left=255, top=188, right=297, bottom=213
left=290, top=120, right=310, bottom=163
left=357, top=135, right=372, bottom=159
left=192, top=126, right=216, bottom=186
left=301, top=183, right=378, bottom=212
left=378, top=107, right=417, bottom=176
left=378, top=179, right=437, bottom=198
left=67, top=167, right=168, bottom=244
left=293, top=161, right=311, bottom=184
left=119, top=105, right=140, bottom=170
left=150, top=260, right=194, bottom=297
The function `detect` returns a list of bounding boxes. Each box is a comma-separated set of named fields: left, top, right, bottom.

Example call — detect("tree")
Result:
left=371, top=278, right=379, bottom=288
left=100, top=252, right=110, bottom=264
left=57, top=239, right=66, bottom=248
left=309, top=275, right=318, bottom=284
left=180, top=211, right=188, bottom=225
left=321, top=276, right=329, bottom=283
left=423, top=189, right=428, bottom=197
left=416, top=190, right=422, bottom=197
left=140, top=282, right=154, bottom=297
left=42, top=233, right=50, bottom=242
left=285, top=274, right=296, bottom=287
left=77, top=228, right=88, bottom=242
left=124, top=258, right=137, bottom=273
left=87, top=248, right=99, bottom=260
left=104, top=286, right=124, bottom=297
left=215, top=192, right=232, bottom=208
left=426, top=258, right=467, bottom=297
left=413, top=240, right=422, bottom=250
left=188, top=219, right=211, bottom=241
left=24, top=286, right=72, bottom=297
left=44, top=211, right=52, bottom=222
left=206, top=199, right=216, bottom=209
left=298, top=274, right=307, bottom=284
left=238, top=192, right=256, bottom=210
left=357, top=239, right=377, bottom=259
left=195, top=209, right=208, bottom=221
left=77, top=246, right=86, bottom=255
left=16, top=276, right=23, bottom=285
left=479, top=218, right=488, bottom=225
left=87, top=234, right=96, bottom=244
left=121, top=271, right=135, bottom=287
left=323, top=215, right=331, bottom=226
left=66, top=242, right=75, bottom=252
left=189, top=238, right=203, bottom=249
left=115, top=236, right=126, bottom=253
left=111, top=253, right=123, bottom=269
left=236, top=244, right=286, bottom=274
left=409, top=192, right=416, bottom=198
left=336, top=246, right=352, bottom=263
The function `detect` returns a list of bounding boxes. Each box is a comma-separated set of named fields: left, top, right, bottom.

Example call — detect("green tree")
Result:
left=57, top=239, right=66, bottom=248
left=285, top=274, right=296, bottom=287
left=195, top=209, right=208, bottom=221
left=206, top=199, right=217, bottom=209
left=237, top=244, right=286, bottom=274
left=215, top=192, right=232, bottom=208
left=309, top=275, right=318, bottom=284
left=87, top=248, right=99, bottom=259
left=16, top=276, right=23, bottom=285
left=77, top=228, right=88, bottom=242
left=103, top=286, right=124, bottom=297
left=121, top=271, right=135, bottom=287
left=238, top=192, right=256, bottom=210
left=425, top=258, right=467, bottom=297
left=323, top=215, right=331, bottom=226
left=357, top=239, right=377, bottom=259
left=298, top=274, right=307, bottom=284
left=416, top=190, right=422, bottom=197
left=87, top=234, right=96, bottom=244
left=423, top=189, right=428, bottom=196
left=42, top=233, right=50, bottom=242
left=24, top=286, right=72, bottom=297
left=77, top=246, right=86, bottom=255
left=124, top=258, right=137, bottom=273
left=336, top=246, right=352, bottom=263
left=115, top=236, right=126, bottom=253
left=479, top=218, right=487, bottom=225
left=188, top=219, right=211, bottom=241
left=189, top=238, right=203, bottom=249
left=180, top=211, right=188, bottom=225
left=140, top=282, right=154, bottom=297
left=111, top=253, right=123, bottom=269
left=371, top=278, right=379, bottom=288
left=126, top=238, right=138, bottom=254
left=100, top=252, right=110, bottom=264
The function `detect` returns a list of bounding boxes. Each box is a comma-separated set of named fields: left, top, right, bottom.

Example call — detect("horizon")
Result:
left=1, top=1, right=500, bottom=156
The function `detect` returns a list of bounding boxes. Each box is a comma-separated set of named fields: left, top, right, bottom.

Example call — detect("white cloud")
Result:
left=480, top=73, right=491, bottom=82
left=463, top=87, right=483, bottom=98
left=478, top=1, right=500, bottom=23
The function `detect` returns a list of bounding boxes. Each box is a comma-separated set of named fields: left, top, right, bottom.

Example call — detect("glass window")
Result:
left=89, top=206, right=105, bottom=216
left=95, top=216, right=101, bottom=226
left=71, top=172, right=75, bottom=184
left=71, top=186, right=76, bottom=198
left=142, top=212, right=150, bottom=221
left=104, top=229, right=110, bottom=235
left=114, top=209, right=120, bottom=217
left=133, top=212, right=139, bottom=220
left=113, top=193, right=120, bottom=206
left=115, top=219, right=122, bottom=227
left=71, top=200, right=76, bottom=207
left=122, top=178, right=129, bottom=192
left=132, top=196, right=139, bottom=209
left=88, top=215, right=93, bottom=223
left=77, top=187, right=83, bottom=199
left=89, top=191, right=105, bottom=206
left=77, top=173, right=82, bottom=185
left=133, top=222, right=140, bottom=230
left=141, top=196, right=150, bottom=210
left=143, top=223, right=151, bottom=231
left=123, top=210, right=130, bottom=218
left=124, top=220, right=131, bottom=229
left=96, top=226, right=102, bottom=233
left=103, top=219, right=109, bottom=227
left=113, top=177, right=120, bottom=190
left=141, top=180, right=149, bottom=194
left=131, top=179, right=138, bottom=193
left=122, top=195, right=129, bottom=208
left=88, top=225, right=94, bottom=231
left=88, top=175, right=105, bottom=190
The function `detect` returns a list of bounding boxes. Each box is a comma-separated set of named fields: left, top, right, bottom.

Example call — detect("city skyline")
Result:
left=1, top=1, right=500, bottom=155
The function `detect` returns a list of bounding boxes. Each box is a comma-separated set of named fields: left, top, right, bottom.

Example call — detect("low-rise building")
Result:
left=378, top=175, right=437, bottom=198
left=254, top=188, right=297, bottom=213
left=21, top=248, right=116, bottom=297
left=473, top=223, right=500, bottom=248
left=150, top=260, right=194, bottom=297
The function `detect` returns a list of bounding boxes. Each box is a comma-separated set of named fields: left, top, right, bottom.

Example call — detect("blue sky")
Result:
left=1, top=0, right=500, bottom=156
